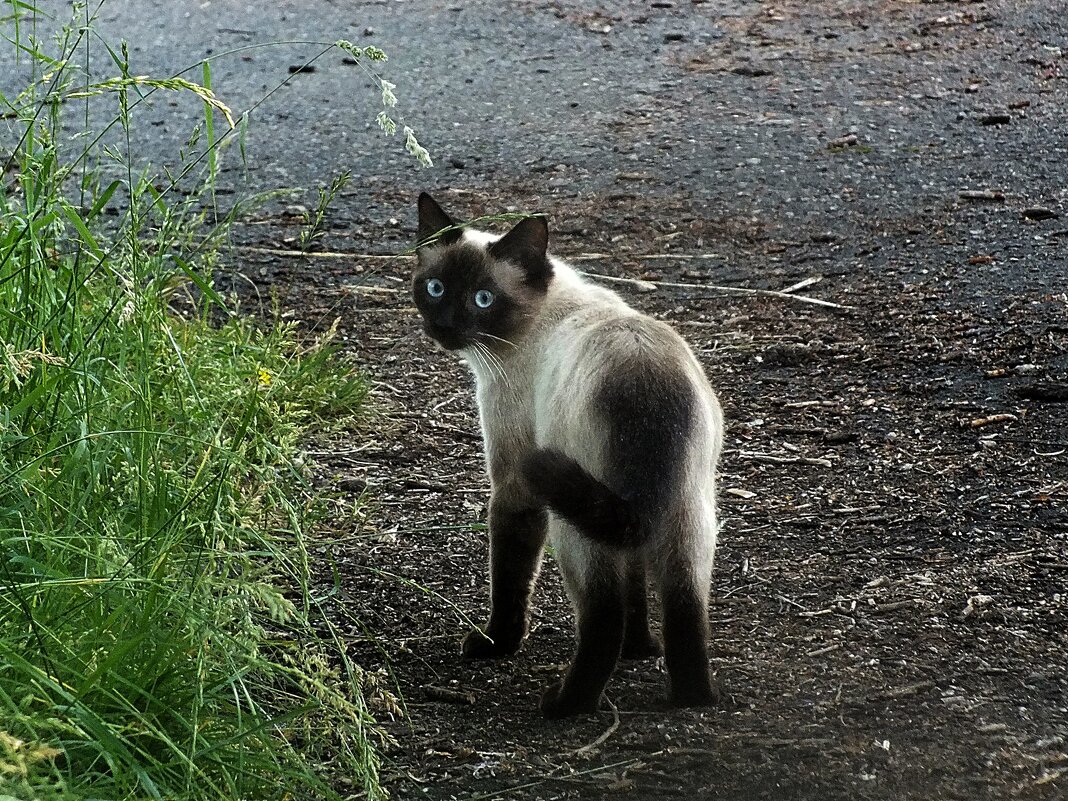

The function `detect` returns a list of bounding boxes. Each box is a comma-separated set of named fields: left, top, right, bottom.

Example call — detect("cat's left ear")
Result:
left=489, top=216, right=552, bottom=289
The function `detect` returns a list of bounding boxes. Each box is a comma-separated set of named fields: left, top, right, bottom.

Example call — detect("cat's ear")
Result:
left=417, top=192, right=462, bottom=250
left=489, top=216, right=552, bottom=288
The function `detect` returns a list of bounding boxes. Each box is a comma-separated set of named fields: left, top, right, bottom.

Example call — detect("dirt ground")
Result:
left=225, top=2, right=1067, bottom=799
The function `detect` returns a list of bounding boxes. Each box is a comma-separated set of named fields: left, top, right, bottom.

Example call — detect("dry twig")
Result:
left=424, top=685, right=476, bottom=705
left=736, top=450, right=834, bottom=467
left=583, top=271, right=853, bottom=310
left=568, top=697, right=621, bottom=758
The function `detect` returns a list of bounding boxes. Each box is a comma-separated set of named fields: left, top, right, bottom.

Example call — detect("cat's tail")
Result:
left=522, top=448, right=645, bottom=548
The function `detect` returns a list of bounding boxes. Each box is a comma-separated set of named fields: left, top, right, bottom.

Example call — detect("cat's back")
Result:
left=540, top=272, right=712, bottom=399
left=534, top=270, right=721, bottom=454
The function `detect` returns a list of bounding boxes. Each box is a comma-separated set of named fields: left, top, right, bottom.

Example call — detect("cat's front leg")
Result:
left=462, top=497, right=547, bottom=659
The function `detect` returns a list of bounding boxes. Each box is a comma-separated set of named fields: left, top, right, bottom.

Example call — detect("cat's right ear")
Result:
left=417, top=192, right=462, bottom=253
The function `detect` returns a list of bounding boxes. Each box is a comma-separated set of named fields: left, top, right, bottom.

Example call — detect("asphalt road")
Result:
left=5, top=1, right=1065, bottom=297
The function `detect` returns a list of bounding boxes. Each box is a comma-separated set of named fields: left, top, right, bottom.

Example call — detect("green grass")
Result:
left=0, top=5, right=392, bottom=800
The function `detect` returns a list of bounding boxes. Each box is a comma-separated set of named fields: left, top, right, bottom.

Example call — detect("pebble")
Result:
left=288, top=64, right=316, bottom=74
left=449, top=157, right=466, bottom=169
left=731, top=64, right=774, bottom=77
left=827, top=133, right=858, bottom=148
left=664, top=32, right=687, bottom=43
left=1021, top=207, right=1058, bottom=221
left=338, top=477, right=368, bottom=493
left=979, top=113, right=1011, bottom=125
left=1014, top=382, right=1068, bottom=402
left=959, top=189, right=1005, bottom=201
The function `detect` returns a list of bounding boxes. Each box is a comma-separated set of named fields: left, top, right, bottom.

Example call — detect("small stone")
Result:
left=288, top=64, right=316, bottom=74
left=824, top=430, right=859, bottom=445
left=828, top=133, right=859, bottom=148
left=338, top=477, right=367, bottom=493
left=959, top=189, right=1005, bottom=201
left=363, top=26, right=375, bottom=36
left=731, top=63, right=773, bottom=77
left=664, top=32, right=687, bottom=43
left=962, top=594, right=994, bottom=618
left=1021, top=206, right=1058, bottom=221
left=762, top=343, right=815, bottom=367
left=725, top=488, right=756, bottom=499
left=1014, top=382, right=1068, bottom=403
left=449, top=157, right=466, bottom=169
left=979, top=113, right=1011, bottom=125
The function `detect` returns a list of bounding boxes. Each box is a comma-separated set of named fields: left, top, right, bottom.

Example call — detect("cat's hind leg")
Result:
left=621, top=558, right=662, bottom=659
left=463, top=500, right=547, bottom=659
left=540, top=533, right=626, bottom=719
left=654, top=531, right=717, bottom=707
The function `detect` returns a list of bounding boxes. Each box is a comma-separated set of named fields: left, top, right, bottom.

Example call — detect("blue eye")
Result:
left=426, top=278, right=445, bottom=298
left=474, top=289, right=494, bottom=308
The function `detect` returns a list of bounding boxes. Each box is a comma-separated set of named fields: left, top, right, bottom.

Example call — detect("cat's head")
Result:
left=412, top=193, right=553, bottom=351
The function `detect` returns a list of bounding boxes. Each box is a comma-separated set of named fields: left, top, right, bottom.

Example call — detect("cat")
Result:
left=412, top=192, right=724, bottom=718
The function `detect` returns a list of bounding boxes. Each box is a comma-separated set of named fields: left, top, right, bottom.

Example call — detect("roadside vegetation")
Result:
left=0, top=4, right=419, bottom=799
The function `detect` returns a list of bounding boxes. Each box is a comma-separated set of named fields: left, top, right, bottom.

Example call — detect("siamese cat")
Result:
left=412, top=193, right=723, bottom=719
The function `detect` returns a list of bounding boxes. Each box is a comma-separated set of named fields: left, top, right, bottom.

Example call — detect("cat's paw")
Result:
left=461, top=628, right=522, bottom=660
left=621, top=633, right=663, bottom=660
left=539, top=681, right=601, bottom=719
left=669, top=681, right=721, bottom=708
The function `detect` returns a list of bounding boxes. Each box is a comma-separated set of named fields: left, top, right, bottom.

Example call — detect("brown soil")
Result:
left=225, top=1, right=1068, bottom=798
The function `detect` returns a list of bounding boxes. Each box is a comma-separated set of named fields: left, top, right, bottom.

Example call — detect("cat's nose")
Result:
left=435, top=307, right=457, bottom=330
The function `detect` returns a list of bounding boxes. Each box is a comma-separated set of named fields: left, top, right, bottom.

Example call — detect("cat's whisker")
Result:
left=478, top=347, right=500, bottom=383
left=486, top=343, right=512, bottom=381
left=478, top=332, right=519, bottom=350
left=462, top=344, right=489, bottom=377
left=476, top=340, right=508, bottom=385
left=477, top=339, right=505, bottom=372
left=479, top=341, right=517, bottom=394
left=468, top=341, right=498, bottom=382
